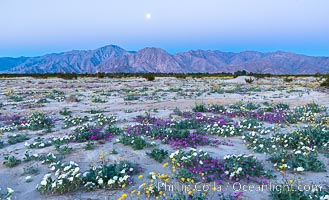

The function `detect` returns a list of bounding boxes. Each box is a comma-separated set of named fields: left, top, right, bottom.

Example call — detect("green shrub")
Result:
left=192, top=103, right=208, bottom=112
left=37, top=161, right=82, bottom=194
left=8, top=95, right=24, bottom=102
left=111, top=149, right=118, bottom=154
left=22, top=112, right=54, bottom=131
left=119, top=135, right=148, bottom=150
left=124, top=94, right=140, bottom=101
left=37, top=98, right=49, bottom=104
left=0, top=187, right=14, bottom=199
left=269, top=150, right=326, bottom=172
left=55, top=145, right=73, bottom=155
left=59, top=107, right=72, bottom=116
left=175, top=169, right=197, bottom=183
left=245, top=77, right=254, bottom=84
left=283, top=77, right=293, bottom=82
left=85, top=141, right=95, bottom=150
left=142, top=74, right=155, bottom=81
left=175, top=74, right=187, bottom=79
left=82, top=161, right=140, bottom=190
left=270, top=184, right=308, bottom=200
left=4, top=155, right=21, bottom=167
left=22, top=164, right=40, bottom=175
left=147, top=148, right=168, bottom=163
left=8, top=134, right=29, bottom=145
left=92, top=97, right=107, bottom=103
left=320, top=77, right=329, bottom=87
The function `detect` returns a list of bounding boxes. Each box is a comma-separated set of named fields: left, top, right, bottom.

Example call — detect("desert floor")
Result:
left=0, top=76, right=328, bottom=200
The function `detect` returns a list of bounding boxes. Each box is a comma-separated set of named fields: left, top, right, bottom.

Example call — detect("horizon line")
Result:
left=1, top=44, right=328, bottom=58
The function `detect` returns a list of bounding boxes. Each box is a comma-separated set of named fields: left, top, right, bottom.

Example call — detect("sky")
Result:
left=0, top=0, right=328, bottom=57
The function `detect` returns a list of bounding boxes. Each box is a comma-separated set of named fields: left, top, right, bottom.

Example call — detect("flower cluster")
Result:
left=63, top=116, right=89, bottom=128
left=204, top=123, right=243, bottom=137
left=92, top=113, right=117, bottom=126
left=25, top=137, right=52, bottom=149
left=118, top=134, right=149, bottom=150
left=82, top=161, right=140, bottom=191
left=24, top=151, right=59, bottom=164
left=20, top=112, right=54, bottom=131
left=7, top=133, right=29, bottom=145
left=243, top=125, right=328, bottom=172
left=37, top=161, right=82, bottom=194
left=0, top=187, right=14, bottom=200
left=0, top=126, right=16, bottom=133
left=170, top=149, right=271, bottom=184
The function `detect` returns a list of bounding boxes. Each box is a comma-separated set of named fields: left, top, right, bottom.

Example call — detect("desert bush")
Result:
left=245, top=77, right=255, bottom=84
left=269, top=150, right=326, bottom=172
left=142, top=74, right=155, bottom=81
left=82, top=161, right=140, bottom=190
left=37, top=98, right=49, bottom=104
left=37, top=161, right=82, bottom=194
left=233, top=70, right=248, bottom=77
left=175, top=168, right=197, bottom=183
left=147, top=148, right=168, bottom=163
left=283, top=77, right=293, bottom=82
left=25, top=137, right=52, bottom=149
left=8, top=95, right=24, bottom=102
left=59, top=107, right=72, bottom=116
left=20, top=112, right=54, bottom=131
left=320, top=77, right=329, bottom=87
left=173, top=107, right=183, bottom=116
left=0, top=187, right=14, bottom=199
left=22, top=164, right=40, bottom=175
left=124, top=94, right=140, bottom=101
left=84, top=141, right=95, bottom=150
left=63, top=116, right=89, bottom=128
left=89, top=108, right=104, bottom=114
left=55, top=145, right=73, bottom=155
left=92, top=97, right=107, bottom=103
left=8, top=134, right=29, bottom=145
left=192, top=103, right=208, bottom=112
left=96, top=72, right=105, bottom=78
left=56, top=73, right=78, bottom=80
left=4, top=155, right=21, bottom=167
left=119, top=135, right=148, bottom=150
left=175, top=74, right=187, bottom=79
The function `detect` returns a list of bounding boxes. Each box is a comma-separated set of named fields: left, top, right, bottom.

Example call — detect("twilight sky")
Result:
left=0, top=0, right=328, bottom=57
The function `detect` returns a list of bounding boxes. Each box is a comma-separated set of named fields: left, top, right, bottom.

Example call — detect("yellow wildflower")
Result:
left=162, top=162, right=169, bottom=168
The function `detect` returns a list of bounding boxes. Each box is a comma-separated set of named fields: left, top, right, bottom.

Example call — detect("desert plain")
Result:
left=0, top=76, right=328, bottom=200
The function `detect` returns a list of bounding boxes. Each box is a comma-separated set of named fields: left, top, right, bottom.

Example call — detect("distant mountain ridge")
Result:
left=1, top=45, right=329, bottom=74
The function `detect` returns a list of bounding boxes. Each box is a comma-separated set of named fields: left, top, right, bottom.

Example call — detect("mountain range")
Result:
left=1, top=45, right=328, bottom=74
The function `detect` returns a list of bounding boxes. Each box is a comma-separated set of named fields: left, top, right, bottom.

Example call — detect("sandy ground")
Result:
left=0, top=76, right=328, bottom=200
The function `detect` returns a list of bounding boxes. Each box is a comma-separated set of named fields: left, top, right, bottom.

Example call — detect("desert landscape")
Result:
left=0, top=75, right=328, bottom=200
left=1, top=0, right=329, bottom=199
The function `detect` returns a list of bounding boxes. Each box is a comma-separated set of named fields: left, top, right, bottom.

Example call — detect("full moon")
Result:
left=145, top=13, right=152, bottom=20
